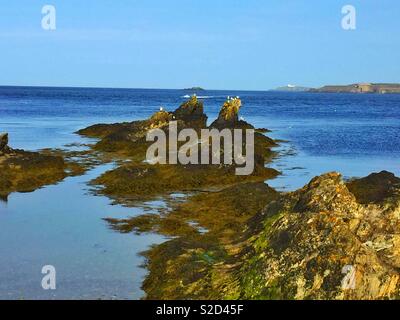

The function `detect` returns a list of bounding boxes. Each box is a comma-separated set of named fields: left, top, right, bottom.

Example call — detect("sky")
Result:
left=0, top=0, right=399, bottom=90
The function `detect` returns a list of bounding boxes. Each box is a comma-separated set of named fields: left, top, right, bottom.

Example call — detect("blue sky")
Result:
left=0, top=0, right=399, bottom=90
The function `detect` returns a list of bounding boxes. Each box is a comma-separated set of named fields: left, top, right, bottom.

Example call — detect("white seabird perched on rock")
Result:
left=160, top=107, right=164, bottom=111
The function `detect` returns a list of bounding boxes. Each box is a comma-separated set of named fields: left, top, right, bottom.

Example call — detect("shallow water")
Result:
left=0, top=163, right=164, bottom=299
left=1, top=86, right=399, bottom=298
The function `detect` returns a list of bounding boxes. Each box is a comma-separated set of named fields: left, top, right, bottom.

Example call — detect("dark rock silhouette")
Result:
left=347, top=171, right=400, bottom=204
left=0, top=133, right=9, bottom=154
left=0, top=134, right=68, bottom=196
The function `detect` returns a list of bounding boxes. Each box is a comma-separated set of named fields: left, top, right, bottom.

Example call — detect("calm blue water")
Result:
left=0, top=86, right=399, bottom=299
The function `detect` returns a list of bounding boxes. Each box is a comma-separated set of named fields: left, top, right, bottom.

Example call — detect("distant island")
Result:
left=310, top=83, right=400, bottom=94
left=183, top=87, right=205, bottom=91
left=271, top=84, right=310, bottom=92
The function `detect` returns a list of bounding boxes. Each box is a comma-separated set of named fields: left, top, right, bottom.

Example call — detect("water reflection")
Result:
left=0, top=163, right=164, bottom=300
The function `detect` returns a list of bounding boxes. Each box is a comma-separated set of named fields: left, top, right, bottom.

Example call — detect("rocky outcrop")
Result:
left=210, top=98, right=253, bottom=129
left=239, top=172, right=400, bottom=300
left=172, top=95, right=207, bottom=129
left=148, top=110, right=173, bottom=128
left=78, top=95, right=400, bottom=300
left=211, top=98, right=241, bottom=128
left=0, top=135, right=68, bottom=197
left=77, top=97, right=279, bottom=199
left=77, top=96, right=208, bottom=156
left=102, top=169, right=400, bottom=300
left=347, top=171, right=400, bottom=204
left=0, top=133, right=10, bottom=154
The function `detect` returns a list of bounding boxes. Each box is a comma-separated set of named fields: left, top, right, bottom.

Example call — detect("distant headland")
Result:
left=271, top=83, right=400, bottom=94
left=310, top=83, right=400, bottom=94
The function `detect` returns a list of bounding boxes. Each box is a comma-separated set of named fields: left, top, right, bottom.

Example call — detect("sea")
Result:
left=0, top=86, right=399, bottom=299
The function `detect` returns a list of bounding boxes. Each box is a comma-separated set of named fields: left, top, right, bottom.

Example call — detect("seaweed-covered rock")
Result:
left=210, top=98, right=252, bottom=129
left=77, top=96, right=208, bottom=157
left=77, top=97, right=279, bottom=199
left=105, top=182, right=280, bottom=299
left=0, top=133, right=9, bottom=153
left=0, top=137, right=68, bottom=197
left=239, top=172, right=400, bottom=300
left=347, top=171, right=400, bottom=204
left=149, top=110, right=173, bottom=128
left=172, top=95, right=207, bottom=129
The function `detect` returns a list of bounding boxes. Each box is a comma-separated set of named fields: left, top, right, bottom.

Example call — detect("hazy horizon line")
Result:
left=1, top=81, right=400, bottom=92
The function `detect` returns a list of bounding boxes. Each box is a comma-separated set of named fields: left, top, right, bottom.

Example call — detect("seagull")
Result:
left=227, top=96, right=230, bottom=100
left=160, top=107, right=164, bottom=111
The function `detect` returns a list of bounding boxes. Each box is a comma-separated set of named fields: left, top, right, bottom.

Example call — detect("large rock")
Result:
left=239, top=172, right=400, bottom=300
left=172, top=95, right=207, bottom=129
left=0, top=133, right=9, bottom=152
left=210, top=98, right=253, bottom=129
left=347, top=171, right=400, bottom=204
left=211, top=98, right=241, bottom=128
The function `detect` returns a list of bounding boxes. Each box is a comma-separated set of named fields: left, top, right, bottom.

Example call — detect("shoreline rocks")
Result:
left=0, top=133, right=10, bottom=154
left=79, top=96, right=279, bottom=200
left=104, top=170, right=400, bottom=300
left=237, top=172, right=400, bottom=300
left=0, top=135, right=69, bottom=197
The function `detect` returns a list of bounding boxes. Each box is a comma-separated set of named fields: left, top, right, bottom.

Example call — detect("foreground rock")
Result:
left=106, top=170, right=400, bottom=300
left=0, top=135, right=69, bottom=197
left=237, top=172, right=400, bottom=300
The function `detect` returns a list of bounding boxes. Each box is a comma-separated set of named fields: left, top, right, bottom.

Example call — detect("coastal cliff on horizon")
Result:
left=272, top=83, right=400, bottom=94
left=310, top=83, right=400, bottom=94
